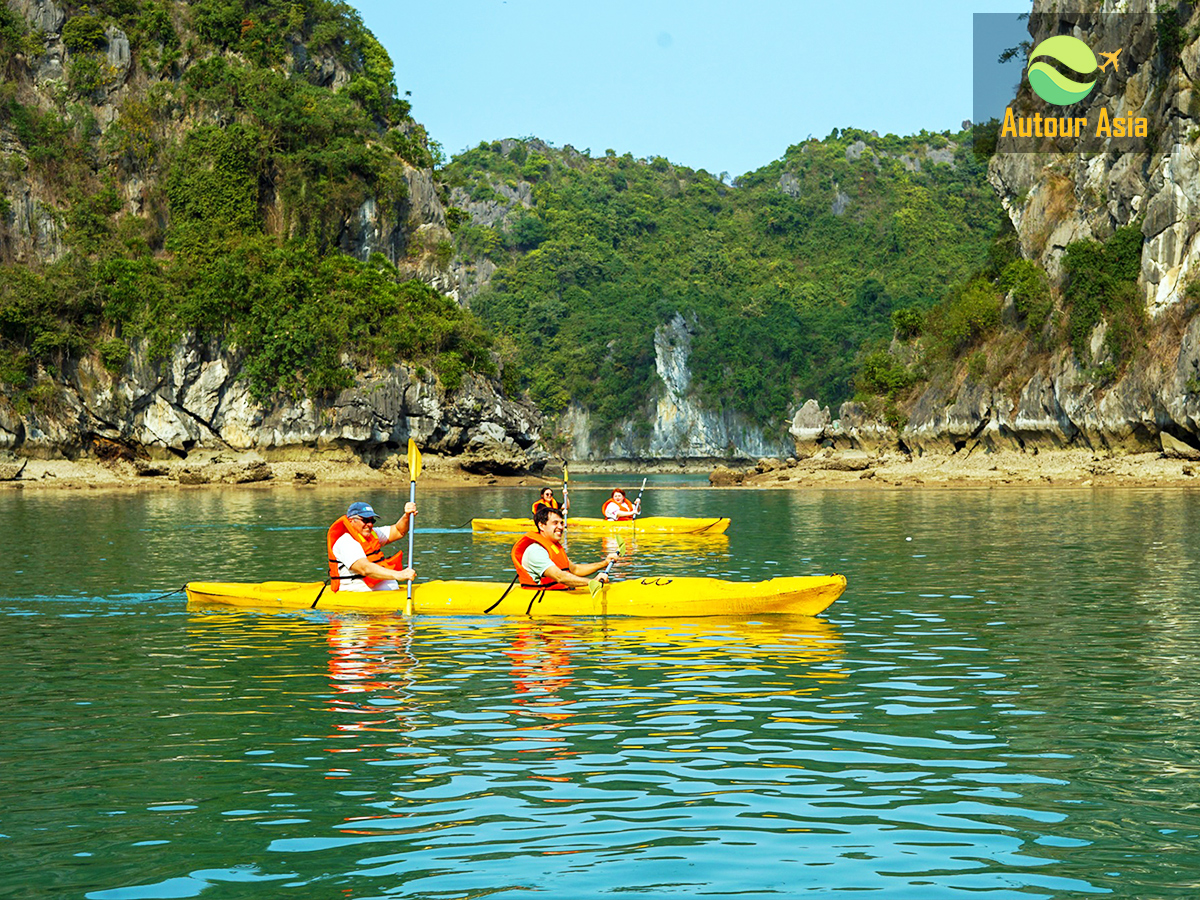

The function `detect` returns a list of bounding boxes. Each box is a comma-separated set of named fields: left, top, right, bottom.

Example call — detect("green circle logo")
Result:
left=1027, top=35, right=1098, bottom=105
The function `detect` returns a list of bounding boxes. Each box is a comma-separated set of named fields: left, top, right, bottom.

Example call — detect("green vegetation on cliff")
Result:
left=1, top=1, right=1012, bottom=436
left=0, top=0, right=485, bottom=405
left=855, top=222, right=1148, bottom=415
left=443, top=129, right=1006, bottom=433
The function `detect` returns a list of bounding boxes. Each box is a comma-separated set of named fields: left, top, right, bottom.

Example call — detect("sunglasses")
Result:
left=355, top=516, right=377, bottom=525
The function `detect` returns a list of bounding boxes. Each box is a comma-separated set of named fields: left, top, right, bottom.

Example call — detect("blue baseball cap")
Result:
left=346, top=502, right=379, bottom=519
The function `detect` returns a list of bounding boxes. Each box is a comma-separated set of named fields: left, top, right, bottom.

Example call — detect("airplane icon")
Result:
left=1098, top=49, right=1122, bottom=73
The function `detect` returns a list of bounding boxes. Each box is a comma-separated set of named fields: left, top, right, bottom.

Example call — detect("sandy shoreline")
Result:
left=1, top=447, right=1198, bottom=492
left=0, top=451, right=540, bottom=492
left=731, top=447, right=1200, bottom=489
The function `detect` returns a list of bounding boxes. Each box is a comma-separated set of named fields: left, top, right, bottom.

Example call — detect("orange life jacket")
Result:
left=602, top=496, right=636, bottom=519
left=511, top=531, right=572, bottom=590
left=326, top=516, right=404, bottom=591
left=532, top=497, right=560, bottom=516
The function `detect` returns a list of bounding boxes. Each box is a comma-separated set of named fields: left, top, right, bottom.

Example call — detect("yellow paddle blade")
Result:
left=563, top=462, right=569, bottom=484
left=588, top=578, right=601, bottom=598
left=617, top=537, right=626, bottom=556
left=407, top=438, right=423, bottom=481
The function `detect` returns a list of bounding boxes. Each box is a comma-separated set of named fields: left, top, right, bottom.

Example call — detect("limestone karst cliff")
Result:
left=13, top=0, right=1189, bottom=468
left=559, top=314, right=792, bottom=462
left=0, top=0, right=541, bottom=467
left=833, top=2, right=1200, bottom=457
left=442, top=131, right=1004, bottom=461
left=1, top=332, right=545, bottom=469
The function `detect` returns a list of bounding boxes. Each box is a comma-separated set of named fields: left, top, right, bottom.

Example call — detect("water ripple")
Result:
left=4, top=489, right=1200, bottom=896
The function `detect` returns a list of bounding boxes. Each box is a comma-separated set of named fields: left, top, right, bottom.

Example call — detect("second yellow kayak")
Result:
left=471, top=516, right=730, bottom=534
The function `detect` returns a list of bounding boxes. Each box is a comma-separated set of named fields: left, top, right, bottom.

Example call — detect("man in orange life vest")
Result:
left=327, top=501, right=417, bottom=591
left=602, top=488, right=639, bottom=520
left=532, top=486, right=569, bottom=518
left=513, top=507, right=618, bottom=589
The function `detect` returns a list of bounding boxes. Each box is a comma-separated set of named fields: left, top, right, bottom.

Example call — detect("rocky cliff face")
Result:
left=2, top=0, right=451, bottom=271
left=829, top=1, right=1200, bottom=457
left=445, top=143, right=805, bottom=461
left=0, top=333, right=545, bottom=471
left=445, top=173, right=533, bottom=304
left=0, top=0, right=543, bottom=466
left=987, top=5, right=1185, bottom=304
left=556, top=313, right=792, bottom=461
left=824, top=315, right=1200, bottom=457
left=445, top=139, right=544, bottom=305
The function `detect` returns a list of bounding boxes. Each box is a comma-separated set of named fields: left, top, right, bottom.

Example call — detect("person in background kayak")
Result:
left=602, top=488, right=639, bottom=520
left=327, top=501, right=417, bottom=591
left=513, top=507, right=618, bottom=589
left=532, top=486, right=569, bottom=518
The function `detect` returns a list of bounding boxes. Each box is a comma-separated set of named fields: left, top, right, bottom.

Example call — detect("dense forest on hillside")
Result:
left=442, top=130, right=1007, bottom=434
left=0, top=0, right=492, bottom=404
left=2, top=0, right=1020, bottom=445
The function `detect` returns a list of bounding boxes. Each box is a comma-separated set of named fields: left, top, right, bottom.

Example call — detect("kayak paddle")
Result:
left=631, top=477, right=647, bottom=520
left=562, top=459, right=569, bottom=524
left=588, top=537, right=625, bottom=598
left=561, top=460, right=570, bottom=549
left=405, top=438, right=422, bottom=616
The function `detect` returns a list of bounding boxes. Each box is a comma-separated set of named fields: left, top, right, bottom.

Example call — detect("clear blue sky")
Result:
left=350, top=1, right=1031, bottom=177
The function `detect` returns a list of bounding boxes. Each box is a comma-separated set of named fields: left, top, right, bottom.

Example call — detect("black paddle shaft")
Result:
left=632, top=477, right=647, bottom=519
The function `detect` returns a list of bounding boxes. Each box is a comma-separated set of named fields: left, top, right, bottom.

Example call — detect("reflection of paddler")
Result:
left=513, top=507, right=620, bottom=589
left=325, top=619, right=398, bottom=694
left=507, top=622, right=574, bottom=697
left=322, top=619, right=420, bottom=746
left=532, top=486, right=569, bottom=518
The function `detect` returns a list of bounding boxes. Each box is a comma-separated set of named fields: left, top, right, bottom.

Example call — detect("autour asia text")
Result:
left=1001, top=106, right=1148, bottom=138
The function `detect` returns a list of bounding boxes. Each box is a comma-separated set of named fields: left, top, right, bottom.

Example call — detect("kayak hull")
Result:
left=471, top=516, right=730, bottom=534
left=185, top=574, right=846, bottom=618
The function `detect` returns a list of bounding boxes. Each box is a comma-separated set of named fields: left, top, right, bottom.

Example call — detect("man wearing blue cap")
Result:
left=326, top=500, right=418, bottom=592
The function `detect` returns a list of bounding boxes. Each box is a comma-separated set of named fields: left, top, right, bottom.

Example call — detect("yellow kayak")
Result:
left=471, top=516, right=730, bottom=534
left=185, top=574, right=846, bottom=618
left=471, top=530, right=729, bottom=553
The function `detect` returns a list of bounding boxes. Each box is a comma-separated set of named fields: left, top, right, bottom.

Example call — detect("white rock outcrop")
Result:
left=556, top=313, right=791, bottom=460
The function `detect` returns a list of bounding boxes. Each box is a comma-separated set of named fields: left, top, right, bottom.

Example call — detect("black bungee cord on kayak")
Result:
left=484, top=575, right=520, bottom=613
left=310, top=580, right=329, bottom=609
left=142, top=585, right=187, bottom=602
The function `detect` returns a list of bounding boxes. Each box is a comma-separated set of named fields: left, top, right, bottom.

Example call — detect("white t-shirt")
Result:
left=520, top=543, right=554, bottom=581
left=333, top=525, right=398, bottom=592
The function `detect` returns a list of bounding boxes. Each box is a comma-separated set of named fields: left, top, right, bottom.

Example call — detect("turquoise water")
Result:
left=3, top=483, right=1200, bottom=898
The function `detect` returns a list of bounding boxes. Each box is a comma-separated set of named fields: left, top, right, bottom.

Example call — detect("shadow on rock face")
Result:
left=459, top=446, right=545, bottom=476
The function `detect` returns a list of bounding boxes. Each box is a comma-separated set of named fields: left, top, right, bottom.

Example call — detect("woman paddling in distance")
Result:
left=327, top=501, right=417, bottom=591
left=602, top=488, right=639, bottom=521
left=514, top=507, right=619, bottom=589
left=532, top=485, right=569, bottom=518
